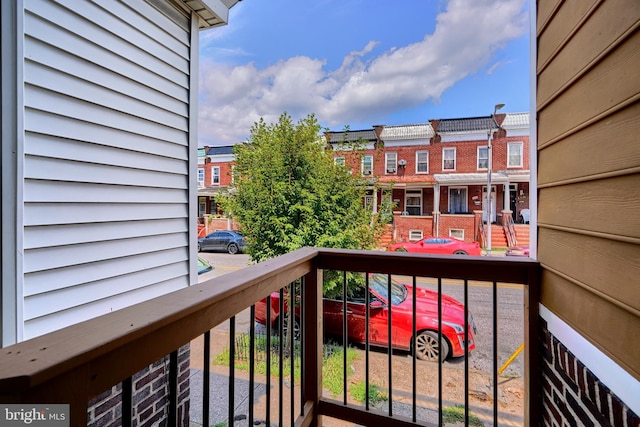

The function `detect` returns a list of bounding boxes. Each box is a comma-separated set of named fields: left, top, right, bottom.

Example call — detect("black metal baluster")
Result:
left=169, top=350, right=178, bottom=427
left=229, top=316, right=235, bottom=426
left=122, top=377, right=132, bottom=427
left=493, top=280, right=499, bottom=425
left=203, top=331, right=211, bottom=427
left=342, top=271, right=348, bottom=405
left=387, top=274, right=393, bottom=417
left=412, top=276, right=417, bottom=422
left=290, top=283, right=295, bottom=426
left=438, top=277, right=443, bottom=427
left=464, top=280, right=469, bottom=427
left=266, top=296, right=272, bottom=426
left=279, top=289, right=284, bottom=427
left=300, top=276, right=306, bottom=418
left=365, top=274, right=370, bottom=412
left=249, top=305, right=256, bottom=426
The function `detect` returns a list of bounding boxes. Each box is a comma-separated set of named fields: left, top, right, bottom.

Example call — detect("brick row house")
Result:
left=197, top=112, right=530, bottom=247
left=327, top=112, right=531, bottom=246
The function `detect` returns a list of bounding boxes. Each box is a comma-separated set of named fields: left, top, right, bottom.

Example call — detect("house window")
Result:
left=197, top=168, right=204, bottom=186
left=508, top=142, right=523, bottom=167
left=477, top=146, right=488, bottom=170
left=405, top=190, right=422, bottom=216
left=416, top=151, right=429, bottom=174
left=385, top=152, right=397, bottom=174
left=362, top=155, right=373, bottom=175
left=364, top=195, right=373, bottom=209
left=335, top=156, right=345, bottom=167
left=443, top=148, right=456, bottom=171
left=448, top=187, right=467, bottom=213
left=409, top=230, right=423, bottom=241
left=212, top=167, right=220, bottom=185
left=449, top=229, right=464, bottom=240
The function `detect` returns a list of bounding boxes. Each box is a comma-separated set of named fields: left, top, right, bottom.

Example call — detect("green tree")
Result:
left=220, top=112, right=389, bottom=266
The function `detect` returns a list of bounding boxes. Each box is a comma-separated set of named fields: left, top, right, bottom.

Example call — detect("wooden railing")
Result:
left=0, top=248, right=540, bottom=427
left=504, top=215, right=518, bottom=247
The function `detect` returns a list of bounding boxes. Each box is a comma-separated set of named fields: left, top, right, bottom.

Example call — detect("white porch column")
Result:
left=433, top=184, right=440, bottom=236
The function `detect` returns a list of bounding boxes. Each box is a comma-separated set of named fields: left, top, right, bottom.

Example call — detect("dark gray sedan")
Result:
left=197, top=230, right=247, bottom=254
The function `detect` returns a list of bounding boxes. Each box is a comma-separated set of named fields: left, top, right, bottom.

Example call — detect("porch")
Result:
left=0, top=248, right=540, bottom=427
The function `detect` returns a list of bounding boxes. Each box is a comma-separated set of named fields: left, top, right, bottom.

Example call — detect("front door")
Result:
left=509, top=184, right=518, bottom=221
left=482, top=186, right=497, bottom=223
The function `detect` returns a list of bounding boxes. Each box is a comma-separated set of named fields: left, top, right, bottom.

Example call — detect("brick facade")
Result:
left=87, top=345, right=190, bottom=427
left=540, top=320, right=639, bottom=427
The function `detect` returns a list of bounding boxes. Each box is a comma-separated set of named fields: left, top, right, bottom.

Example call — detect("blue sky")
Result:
left=198, top=0, right=530, bottom=147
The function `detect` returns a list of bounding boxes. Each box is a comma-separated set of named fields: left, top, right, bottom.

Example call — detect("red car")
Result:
left=388, top=236, right=481, bottom=256
left=254, top=274, right=477, bottom=362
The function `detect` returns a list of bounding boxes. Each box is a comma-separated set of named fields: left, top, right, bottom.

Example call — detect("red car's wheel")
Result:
left=414, top=330, right=450, bottom=362
left=395, top=247, right=408, bottom=252
left=453, top=250, right=468, bottom=255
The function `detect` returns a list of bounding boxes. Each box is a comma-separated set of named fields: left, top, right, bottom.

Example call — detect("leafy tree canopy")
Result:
left=219, top=112, right=391, bottom=294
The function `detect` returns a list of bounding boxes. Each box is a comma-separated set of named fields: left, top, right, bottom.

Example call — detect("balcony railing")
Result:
left=0, top=248, right=539, bottom=427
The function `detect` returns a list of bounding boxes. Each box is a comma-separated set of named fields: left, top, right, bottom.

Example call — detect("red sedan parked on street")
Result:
left=388, top=236, right=481, bottom=256
left=254, top=274, right=477, bottom=362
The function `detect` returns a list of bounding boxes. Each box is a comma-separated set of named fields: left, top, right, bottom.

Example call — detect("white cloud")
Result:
left=198, top=0, right=528, bottom=146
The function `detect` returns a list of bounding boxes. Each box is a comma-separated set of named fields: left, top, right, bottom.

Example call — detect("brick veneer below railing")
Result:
left=87, top=345, right=190, bottom=427
left=540, top=320, right=639, bottom=426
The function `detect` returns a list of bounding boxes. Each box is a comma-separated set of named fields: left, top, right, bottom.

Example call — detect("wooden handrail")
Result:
left=0, top=247, right=318, bottom=398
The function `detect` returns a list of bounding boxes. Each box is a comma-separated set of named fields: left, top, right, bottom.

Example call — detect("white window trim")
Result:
left=212, top=166, right=220, bottom=185
left=404, top=190, right=423, bottom=216
left=334, top=156, right=345, bottom=166
left=409, top=230, right=423, bottom=241
left=477, top=146, right=488, bottom=170
left=507, top=141, right=524, bottom=168
left=416, top=151, right=429, bottom=174
left=442, top=147, right=456, bottom=171
left=197, top=168, right=204, bottom=186
left=385, top=152, right=397, bottom=174
left=449, top=229, right=464, bottom=240
left=362, top=154, right=374, bottom=175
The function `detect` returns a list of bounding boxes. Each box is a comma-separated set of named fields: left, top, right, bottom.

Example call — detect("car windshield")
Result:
left=369, top=274, right=407, bottom=305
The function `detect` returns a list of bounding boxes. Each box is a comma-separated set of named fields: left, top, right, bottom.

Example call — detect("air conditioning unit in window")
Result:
left=386, top=168, right=396, bottom=174
left=398, top=159, right=407, bottom=167
left=363, top=170, right=372, bottom=175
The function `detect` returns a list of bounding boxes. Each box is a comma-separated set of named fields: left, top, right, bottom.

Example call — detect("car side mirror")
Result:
left=370, top=300, right=387, bottom=309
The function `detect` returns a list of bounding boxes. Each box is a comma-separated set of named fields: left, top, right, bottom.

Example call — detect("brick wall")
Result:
left=438, top=214, right=476, bottom=242
left=540, top=320, right=639, bottom=427
left=87, top=344, right=190, bottom=427
left=392, top=215, right=433, bottom=242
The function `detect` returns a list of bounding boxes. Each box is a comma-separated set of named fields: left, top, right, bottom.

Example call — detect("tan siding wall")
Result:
left=537, top=0, right=640, bottom=381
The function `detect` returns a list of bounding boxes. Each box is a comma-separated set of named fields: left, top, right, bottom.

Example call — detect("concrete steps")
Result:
left=513, top=224, right=530, bottom=247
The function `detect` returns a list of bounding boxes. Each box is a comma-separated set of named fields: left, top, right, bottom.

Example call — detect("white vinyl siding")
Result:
left=20, top=0, right=194, bottom=339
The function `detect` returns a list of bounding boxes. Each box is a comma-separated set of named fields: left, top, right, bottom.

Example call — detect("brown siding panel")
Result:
left=539, top=270, right=640, bottom=380
left=538, top=0, right=640, bottom=107
left=538, top=29, right=640, bottom=145
left=538, top=102, right=640, bottom=186
left=538, top=228, right=640, bottom=313
left=537, top=0, right=599, bottom=70
left=538, top=175, right=640, bottom=238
